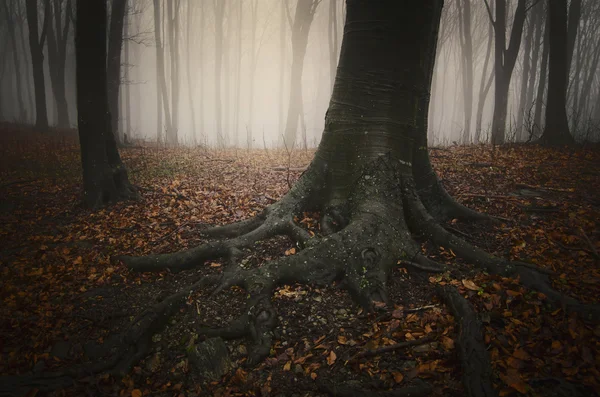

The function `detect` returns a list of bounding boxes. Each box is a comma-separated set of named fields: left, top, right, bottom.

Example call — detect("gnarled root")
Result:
left=437, top=286, right=497, bottom=397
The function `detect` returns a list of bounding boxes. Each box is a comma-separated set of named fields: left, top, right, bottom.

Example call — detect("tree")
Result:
left=76, top=0, right=137, bottom=208
left=456, top=0, right=474, bottom=144
left=107, top=0, right=127, bottom=144
left=283, top=0, right=320, bottom=148
left=119, top=0, right=598, bottom=381
left=166, top=0, right=180, bottom=145
left=25, top=0, right=50, bottom=130
left=214, top=0, right=225, bottom=147
left=485, top=0, right=528, bottom=145
left=539, top=0, right=574, bottom=144
left=2, top=0, right=28, bottom=122
left=153, top=0, right=171, bottom=144
left=46, top=0, right=72, bottom=129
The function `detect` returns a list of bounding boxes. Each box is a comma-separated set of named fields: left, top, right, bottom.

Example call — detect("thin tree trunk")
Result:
left=124, top=9, right=131, bottom=139
left=26, top=0, right=50, bottom=130
left=214, top=0, right=225, bottom=148
left=107, top=0, right=127, bottom=144
left=456, top=0, right=473, bottom=144
left=283, top=0, right=319, bottom=148
left=516, top=5, right=536, bottom=140
left=524, top=2, right=543, bottom=133
left=2, top=0, right=27, bottom=122
left=534, top=11, right=550, bottom=134
left=490, top=0, right=527, bottom=145
left=247, top=0, right=258, bottom=148
left=153, top=0, right=171, bottom=143
left=186, top=0, right=196, bottom=143
left=277, top=0, right=285, bottom=140
left=475, top=20, right=494, bottom=143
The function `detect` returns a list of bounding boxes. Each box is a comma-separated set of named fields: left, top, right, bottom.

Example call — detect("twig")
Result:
left=350, top=335, right=435, bottom=361
left=579, top=228, right=600, bottom=260
left=153, top=222, right=190, bottom=246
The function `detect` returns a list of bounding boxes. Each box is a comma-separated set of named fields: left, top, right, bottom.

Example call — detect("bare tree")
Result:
left=107, top=0, right=128, bottom=144
left=1, top=0, right=28, bottom=122
left=153, top=0, right=171, bottom=143
left=456, top=0, right=474, bottom=144
left=25, top=0, right=50, bottom=129
left=485, top=0, right=529, bottom=145
left=540, top=0, right=574, bottom=144
left=283, top=0, right=321, bottom=148
left=46, top=0, right=72, bottom=128
left=75, top=0, right=136, bottom=208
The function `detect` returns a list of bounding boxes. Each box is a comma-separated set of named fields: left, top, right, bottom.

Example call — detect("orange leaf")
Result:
left=283, top=361, right=291, bottom=371
left=392, top=372, right=404, bottom=383
left=462, top=279, right=479, bottom=291
left=131, top=390, right=142, bottom=397
left=310, top=372, right=318, bottom=380
left=327, top=351, right=337, bottom=366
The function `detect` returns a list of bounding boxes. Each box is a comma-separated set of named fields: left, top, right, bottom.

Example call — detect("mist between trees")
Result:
left=1, top=0, right=600, bottom=147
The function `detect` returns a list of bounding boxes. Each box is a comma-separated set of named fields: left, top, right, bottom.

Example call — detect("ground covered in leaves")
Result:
left=1, top=125, right=599, bottom=396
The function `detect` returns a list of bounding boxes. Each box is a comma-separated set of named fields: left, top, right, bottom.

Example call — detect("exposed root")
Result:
left=316, top=379, right=433, bottom=397
left=404, top=179, right=600, bottom=322
left=412, top=148, right=495, bottom=223
left=437, top=286, right=497, bottom=397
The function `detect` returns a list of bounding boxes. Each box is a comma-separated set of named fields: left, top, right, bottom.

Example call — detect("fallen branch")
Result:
left=350, top=335, right=436, bottom=361
left=579, top=228, right=600, bottom=260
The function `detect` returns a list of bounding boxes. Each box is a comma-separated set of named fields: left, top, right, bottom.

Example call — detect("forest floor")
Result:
left=1, top=126, right=599, bottom=397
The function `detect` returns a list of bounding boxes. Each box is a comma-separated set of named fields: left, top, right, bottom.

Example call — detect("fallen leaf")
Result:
left=131, top=390, right=142, bottom=397
left=462, top=279, right=479, bottom=291
left=283, top=361, right=291, bottom=371
left=392, top=372, right=404, bottom=383
left=327, top=350, right=337, bottom=366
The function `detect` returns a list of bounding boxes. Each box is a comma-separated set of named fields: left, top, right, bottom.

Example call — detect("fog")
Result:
left=1, top=0, right=600, bottom=146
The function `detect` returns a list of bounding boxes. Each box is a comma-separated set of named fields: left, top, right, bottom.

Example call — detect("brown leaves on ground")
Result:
left=0, top=127, right=599, bottom=396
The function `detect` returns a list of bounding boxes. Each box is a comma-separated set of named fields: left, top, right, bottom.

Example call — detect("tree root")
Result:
left=404, top=178, right=600, bottom=322
left=316, top=379, right=433, bottom=397
left=437, top=286, right=497, bottom=397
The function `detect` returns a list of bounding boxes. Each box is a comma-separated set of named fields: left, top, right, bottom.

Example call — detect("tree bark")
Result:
left=25, top=0, right=50, bottom=130
left=540, top=0, right=574, bottom=145
left=328, top=0, right=338, bottom=93
left=516, top=4, right=536, bottom=140
left=76, top=0, right=137, bottom=208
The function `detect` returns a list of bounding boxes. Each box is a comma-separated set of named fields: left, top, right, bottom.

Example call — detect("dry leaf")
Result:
left=283, top=361, right=291, bottom=371
left=327, top=350, right=337, bottom=366
left=462, top=279, right=480, bottom=291
left=131, top=390, right=142, bottom=397
left=392, top=372, right=404, bottom=383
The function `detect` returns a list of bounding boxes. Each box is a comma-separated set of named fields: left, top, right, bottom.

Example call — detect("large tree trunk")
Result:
left=25, top=0, right=49, bottom=130
left=75, top=0, right=137, bottom=209
left=328, top=0, right=338, bottom=92
left=35, top=1, right=597, bottom=392
left=539, top=0, right=574, bottom=145
left=107, top=0, right=127, bottom=144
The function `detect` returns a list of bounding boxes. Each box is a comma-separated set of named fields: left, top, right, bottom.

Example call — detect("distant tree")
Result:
left=1, top=0, right=28, bottom=122
left=25, top=0, right=50, bottom=130
left=153, top=0, right=171, bottom=143
left=456, top=0, right=474, bottom=144
left=75, top=0, right=137, bottom=208
left=166, top=0, right=180, bottom=145
left=46, top=0, right=72, bottom=129
left=283, top=0, right=320, bottom=148
left=214, top=0, right=225, bottom=147
left=540, top=0, right=574, bottom=144
left=485, top=0, right=529, bottom=145
left=107, top=0, right=127, bottom=144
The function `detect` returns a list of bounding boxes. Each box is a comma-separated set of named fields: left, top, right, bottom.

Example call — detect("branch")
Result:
left=483, top=0, right=496, bottom=28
